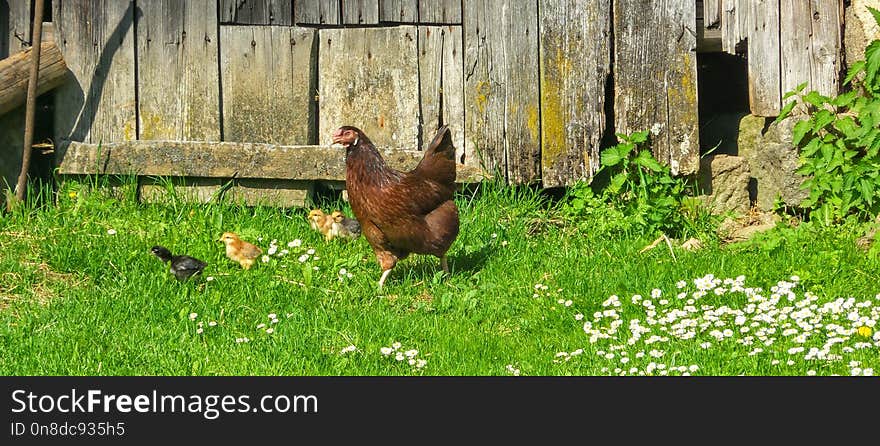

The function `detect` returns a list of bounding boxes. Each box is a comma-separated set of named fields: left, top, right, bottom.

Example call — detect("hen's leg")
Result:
left=376, top=251, right=398, bottom=289
left=378, top=269, right=392, bottom=289
left=440, top=256, right=449, bottom=273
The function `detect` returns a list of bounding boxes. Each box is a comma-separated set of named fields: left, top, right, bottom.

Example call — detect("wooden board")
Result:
left=227, top=178, right=314, bottom=207
left=717, top=0, right=750, bottom=55
left=779, top=0, right=841, bottom=100
left=341, top=0, right=379, bottom=24
left=418, top=26, right=465, bottom=163
left=4, top=0, right=31, bottom=57
left=704, top=0, right=721, bottom=28
left=220, top=0, right=293, bottom=25
left=736, top=0, right=749, bottom=45
left=419, top=0, right=461, bottom=24
left=780, top=0, right=812, bottom=98
left=53, top=0, right=137, bottom=163
left=809, top=0, right=841, bottom=98
left=613, top=0, right=699, bottom=176
left=220, top=26, right=316, bottom=145
left=379, top=0, right=417, bottom=23
left=138, top=177, right=226, bottom=203
left=57, top=141, right=490, bottom=183
left=137, top=0, right=221, bottom=141
left=539, top=0, right=611, bottom=187
left=138, top=176, right=314, bottom=207
left=748, top=0, right=781, bottom=116
left=318, top=27, right=420, bottom=149
left=720, top=0, right=740, bottom=54
left=464, top=0, right=541, bottom=184
left=294, top=0, right=340, bottom=24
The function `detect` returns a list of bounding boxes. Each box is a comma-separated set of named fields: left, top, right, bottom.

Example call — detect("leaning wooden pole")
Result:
left=13, top=0, right=46, bottom=205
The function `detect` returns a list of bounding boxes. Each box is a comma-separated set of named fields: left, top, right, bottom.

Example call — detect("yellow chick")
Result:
left=307, top=209, right=335, bottom=241
left=330, top=210, right=361, bottom=240
left=219, top=232, right=262, bottom=270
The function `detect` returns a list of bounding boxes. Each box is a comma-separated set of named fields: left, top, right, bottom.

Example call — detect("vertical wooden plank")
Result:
left=809, top=0, right=841, bottom=98
left=0, top=2, right=6, bottom=60
left=220, top=26, right=316, bottom=144
left=539, top=0, right=610, bottom=187
left=780, top=0, right=812, bottom=98
left=614, top=0, right=699, bottom=176
left=295, top=0, right=340, bottom=24
left=736, top=0, right=749, bottom=43
left=220, top=0, right=293, bottom=25
left=721, top=0, right=740, bottom=54
left=379, top=0, right=417, bottom=23
left=704, top=0, right=721, bottom=28
left=464, top=1, right=541, bottom=184
left=137, top=0, right=221, bottom=141
left=341, top=0, right=378, bottom=24
left=748, top=0, right=781, bottom=116
left=318, top=27, right=420, bottom=149
left=727, top=0, right=750, bottom=55
left=53, top=0, right=137, bottom=161
left=5, top=0, right=31, bottom=56
left=418, top=26, right=465, bottom=162
left=419, top=0, right=461, bottom=24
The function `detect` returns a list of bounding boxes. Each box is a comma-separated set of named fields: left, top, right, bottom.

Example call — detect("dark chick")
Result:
left=150, top=245, right=207, bottom=281
left=332, top=125, right=459, bottom=289
left=330, top=210, right=361, bottom=240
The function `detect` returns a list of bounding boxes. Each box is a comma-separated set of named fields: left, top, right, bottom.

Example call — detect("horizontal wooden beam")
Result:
left=0, top=40, right=67, bottom=116
left=57, top=140, right=491, bottom=183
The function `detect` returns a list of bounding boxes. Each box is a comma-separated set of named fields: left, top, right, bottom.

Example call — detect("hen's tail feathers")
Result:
left=413, top=125, right=456, bottom=186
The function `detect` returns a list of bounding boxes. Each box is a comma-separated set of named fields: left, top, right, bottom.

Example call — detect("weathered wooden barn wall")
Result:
left=713, top=0, right=843, bottom=116
left=0, top=0, right=848, bottom=207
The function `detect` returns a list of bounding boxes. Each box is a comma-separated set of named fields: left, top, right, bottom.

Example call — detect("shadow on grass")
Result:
left=389, top=241, right=497, bottom=287
left=451, top=242, right=496, bottom=275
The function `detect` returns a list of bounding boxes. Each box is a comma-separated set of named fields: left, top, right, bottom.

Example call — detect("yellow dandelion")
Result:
left=857, top=326, right=872, bottom=337
left=68, top=191, right=77, bottom=199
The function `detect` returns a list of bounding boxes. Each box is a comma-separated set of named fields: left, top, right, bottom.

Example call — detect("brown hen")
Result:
left=332, top=125, right=460, bottom=289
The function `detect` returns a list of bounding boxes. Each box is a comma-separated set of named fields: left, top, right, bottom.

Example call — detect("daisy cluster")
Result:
left=259, top=238, right=319, bottom=265
left=380, top=342, right=428, bottom=370
left=533, top=283, right=567, bottom=305
left=569, top=274, right=880, bottom=376
left=338, top=268, right=354, bottom=282
left=339, top=345, right=358, bottom=355
left=256, top=312, right=281, bottom=335
left=188, top=312, right=219, bottom=335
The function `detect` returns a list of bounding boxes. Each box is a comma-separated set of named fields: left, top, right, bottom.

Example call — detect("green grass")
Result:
left=1, top=178, right=879, bottom=376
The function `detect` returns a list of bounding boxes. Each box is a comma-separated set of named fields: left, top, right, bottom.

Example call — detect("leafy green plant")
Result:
left=560, top=131, right=713, bottom=238
left=776, top=7, right=880, bottom=224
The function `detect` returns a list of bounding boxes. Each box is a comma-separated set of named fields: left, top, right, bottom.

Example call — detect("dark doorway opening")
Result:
left=696, top=52, right=750, bottom=157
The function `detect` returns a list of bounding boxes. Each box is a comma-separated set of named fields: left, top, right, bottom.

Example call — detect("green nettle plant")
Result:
left=561, top=130, right=708, bottom=237
left=777, top=7, right=880, bottom=224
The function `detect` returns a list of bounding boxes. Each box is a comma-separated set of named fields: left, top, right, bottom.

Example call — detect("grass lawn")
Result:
left=1, top=179, right=879, bottom=376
